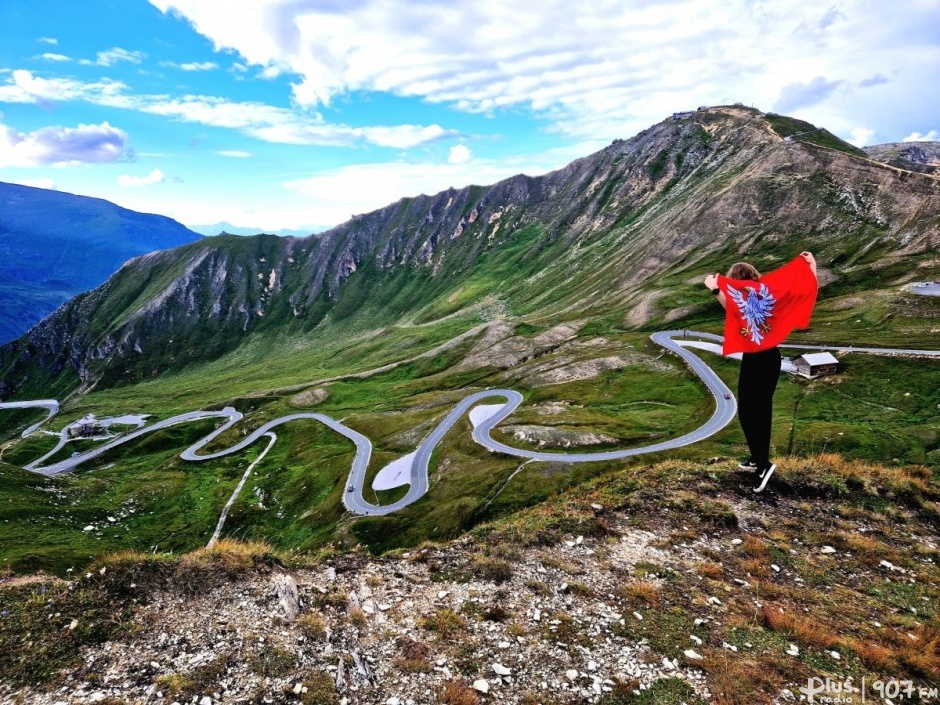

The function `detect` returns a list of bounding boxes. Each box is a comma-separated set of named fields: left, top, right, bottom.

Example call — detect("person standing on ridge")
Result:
left=703, top=251, right=818, bottom=492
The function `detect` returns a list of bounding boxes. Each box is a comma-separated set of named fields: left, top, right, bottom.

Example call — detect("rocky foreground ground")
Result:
left=2, top=454, right=939, bottom=704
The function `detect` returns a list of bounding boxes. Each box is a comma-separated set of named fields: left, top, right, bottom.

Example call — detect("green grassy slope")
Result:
left=1, top=106, right=938, bottom=574
left=1, top=316, right=937, bottom=574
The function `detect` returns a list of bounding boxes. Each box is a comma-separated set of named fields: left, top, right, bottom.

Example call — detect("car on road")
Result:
left=347, top=486, right=354, bottom=492
left=723, top=393, right=731, bottom=399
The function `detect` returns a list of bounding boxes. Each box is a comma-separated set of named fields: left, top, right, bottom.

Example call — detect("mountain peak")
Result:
left=1, top=108, right=937, bottom=400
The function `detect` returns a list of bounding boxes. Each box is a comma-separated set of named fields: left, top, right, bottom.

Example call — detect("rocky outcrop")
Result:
left=864, top=141, right=940, bottom=175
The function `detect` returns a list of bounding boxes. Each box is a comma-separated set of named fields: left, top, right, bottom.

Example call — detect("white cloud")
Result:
left=148, top=0, right=940, bottom=143
left=15, top=177, right=57, bottom=190
left=148, top=99, right=456, bottom=147
left=140, top=95, right=357, bottom=145
left=903, top=130, right=938, bottom=142
left=37, top=37, right=57, bottom=45
left=0, top=120, right=131, bottom=167
left=96, top=47, right=146, bottom=67
left=118, top=168, right=166, bottom=187
left=39, top=53, right=71, bottom=62
left=448, top=144, right=472, bottom=165
left=0, top=69, right=127, bottom=106
left=161, top=60, right=219, bottom=71
left=180, top=61, right=218, bottom=71
left=848, top=127, right=875, bottom=147
left=0, top=71, right=455, bottom=149
left=282, top=148, right=579, bottom=226
left=218, top=149, right=251, bottom=157
left=362, top=124, right=454, bottom=149
left=259, top=65, right=284, bottom=80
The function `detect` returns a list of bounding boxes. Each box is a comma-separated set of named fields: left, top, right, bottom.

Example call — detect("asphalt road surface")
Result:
left=0, top=399, right=60, bottom=437
left=3, top=331, right=936, bottom=517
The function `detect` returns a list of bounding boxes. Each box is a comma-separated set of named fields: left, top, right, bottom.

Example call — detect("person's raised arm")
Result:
left=800, top=251, right=817, bottom=278
left=704, top=272, right=726, bottom=309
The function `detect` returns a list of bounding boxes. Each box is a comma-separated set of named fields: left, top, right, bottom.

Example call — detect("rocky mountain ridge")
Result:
left=863, top=141, right=940, bottom=175
left=1, top=106, right=938, bottom=401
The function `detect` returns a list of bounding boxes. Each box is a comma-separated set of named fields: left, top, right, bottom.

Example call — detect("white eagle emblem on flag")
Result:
left=727, top=283, right=775, bottom=345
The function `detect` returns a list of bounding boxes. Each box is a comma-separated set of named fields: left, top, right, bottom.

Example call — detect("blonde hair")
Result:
left=726, top=262, right=761, bottom=281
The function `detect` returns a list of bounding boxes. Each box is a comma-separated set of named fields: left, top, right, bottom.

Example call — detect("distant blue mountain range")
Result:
left=188, top=221, right=323, bottom=238
left=0, top=182, right=201, bottom=344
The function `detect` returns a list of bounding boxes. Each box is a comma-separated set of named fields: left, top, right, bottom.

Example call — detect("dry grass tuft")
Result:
left=393, top=638, right=432, bottom=673
left=840, top=532, right=881, bottom=554
left=762, top=604, right=838, bottom=649
left=439, top=680, right=480, bottom=705
left=296, top=612, right=328, bottom=641
left=250, top=644, right=294, bottom=678
left=750, top=579, right=793, bottom=601
left=739, top=535, right=769, bottom=558
left=418, top=608, right=466, bottom=637
left=470, top=556, right=513, bottom=583
left=739, top=558, right=771, bottom=579
left=507, top=622, right=526, bottom=637
left=699, top=652, right=789, bottom=705
left=175, top=539, right=278, bottom=593
left=842, top=637, right=895, bottom=671
left=312, top=587, right=347, bottom=610
left=790, top=453, right=934, bottom=507
left=488, top=542, right=523, bottom=562
left=696, top=561, right=723, bottom=580
left=196, top=538, right=277, bottom=567
left=836, top=532, right=895, bottom=567
left=348, top=606, right=367, bottom=628
left=895, top=626, right=940, bottom=680
left=294, top=668, right=339, bottom=705
left=618, top=581, right=661, bottom=607
left=82, top=539, right=278, bottom=598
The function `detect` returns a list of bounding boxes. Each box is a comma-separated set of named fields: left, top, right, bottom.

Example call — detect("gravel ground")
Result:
left=2, top=524, right=714, bottom=705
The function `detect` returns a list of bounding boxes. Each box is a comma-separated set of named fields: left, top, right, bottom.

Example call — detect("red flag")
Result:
left=718, top=256, right=818, bottom=355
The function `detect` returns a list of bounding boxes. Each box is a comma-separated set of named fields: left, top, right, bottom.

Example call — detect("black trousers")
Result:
left=737, top=347, right=781, bottom=468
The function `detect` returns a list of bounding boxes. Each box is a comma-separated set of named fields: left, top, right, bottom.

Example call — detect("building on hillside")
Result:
left=672, top=111, right=694, bottom=120
left=793, top=352, right=839, bottom=378
left=68, top=414, right=103, bottom=438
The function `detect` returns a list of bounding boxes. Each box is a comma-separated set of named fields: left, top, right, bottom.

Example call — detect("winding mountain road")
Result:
left=2, top=330, right=938, bottom=519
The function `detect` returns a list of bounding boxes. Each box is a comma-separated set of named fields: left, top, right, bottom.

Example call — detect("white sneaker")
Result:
left=754, top=464, right=776, bottom=493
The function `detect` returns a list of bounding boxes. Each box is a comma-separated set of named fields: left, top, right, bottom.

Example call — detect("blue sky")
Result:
left=1, top=0, right=938, bottom=233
